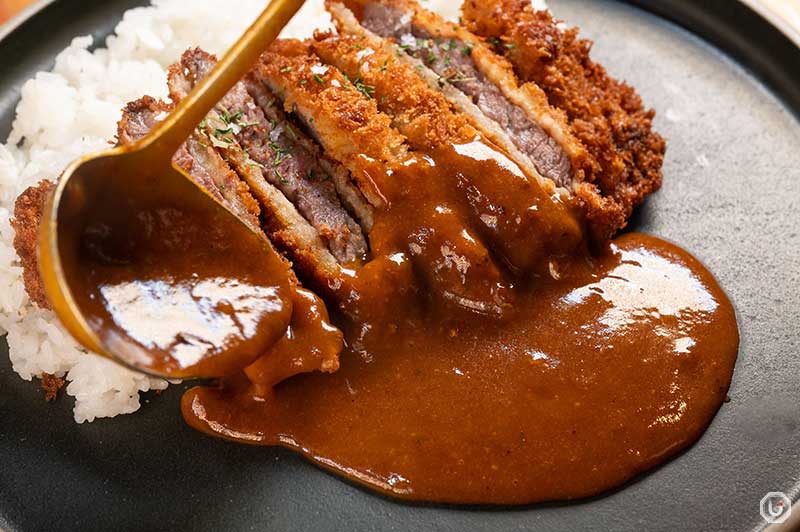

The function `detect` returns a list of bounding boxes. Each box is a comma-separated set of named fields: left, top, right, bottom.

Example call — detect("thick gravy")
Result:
left=180, top=141, right=739, bottom=504
left=70, top=172, right=294, bottom=378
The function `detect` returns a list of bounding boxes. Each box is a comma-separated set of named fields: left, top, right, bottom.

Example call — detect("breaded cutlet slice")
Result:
left=168, top=48, right=371, bottom=266
left=116, top=96, right=262, bottom=233
left=310, top=29, right=583, bottom=274
left=462, top=0, right=666, bottom=239
left=253, top=38, right=407, bottom=209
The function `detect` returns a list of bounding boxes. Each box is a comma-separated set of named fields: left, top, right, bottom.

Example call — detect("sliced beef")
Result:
left=254, top=41, right=524, bottom=315
left=244, top=75, right=374, bottom=232
left=167, top=48, right=369, bottom=265
left=358, top=1, right=571, bottom=187
left=253, top=39, right=408, bottom=209
left=116, top=96, right=262, bottom=232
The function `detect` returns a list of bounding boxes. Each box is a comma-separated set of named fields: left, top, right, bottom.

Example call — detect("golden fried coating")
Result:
left=11, top=180, right=53, bottom=309
left=311, top=31, right=476, bottom=148
left=255, top=39, right=408, bottom=208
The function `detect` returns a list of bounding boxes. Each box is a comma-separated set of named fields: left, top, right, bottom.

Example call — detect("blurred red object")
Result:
left=0, top=0, right=36, bottom=25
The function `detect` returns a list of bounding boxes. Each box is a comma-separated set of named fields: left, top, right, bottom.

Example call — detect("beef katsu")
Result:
left=15, top=0, right=665, bottom=318
left=8, top=0, right=740, bottom=507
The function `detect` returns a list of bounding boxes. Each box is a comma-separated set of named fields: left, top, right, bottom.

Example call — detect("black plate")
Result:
left=1, top=1, right=799, bottom=531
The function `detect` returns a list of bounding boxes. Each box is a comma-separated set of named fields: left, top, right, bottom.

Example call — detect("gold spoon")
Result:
left=38, top=0, right=305, bottom=379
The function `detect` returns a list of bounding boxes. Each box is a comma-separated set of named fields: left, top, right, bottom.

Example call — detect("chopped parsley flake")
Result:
left=440, top=71, right=476, bottom=85
left=275, top=169, right=289, bottom=185
left=220, top=109, right=243, bottom=125
left=269, top=141, right=293, bottom=166
left=353, top=78, right=375, bottom=99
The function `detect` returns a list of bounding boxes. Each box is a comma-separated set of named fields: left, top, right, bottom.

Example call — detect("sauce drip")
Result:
left=179, top=139, right=738, bottom=504
left=70, top=173, right=294, bottom=378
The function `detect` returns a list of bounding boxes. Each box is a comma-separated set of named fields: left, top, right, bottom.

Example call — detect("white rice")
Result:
left=0, top=0, right=539, bottom=422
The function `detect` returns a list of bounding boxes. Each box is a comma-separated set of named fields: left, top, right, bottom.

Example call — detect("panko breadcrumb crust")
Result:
left=11, top=180, right=53, bottom=310
left=463, top=0, right=666, bottom=241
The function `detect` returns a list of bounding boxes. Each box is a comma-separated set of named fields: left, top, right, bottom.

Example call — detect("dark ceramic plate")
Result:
left=1, top=1, right=799, bottom=531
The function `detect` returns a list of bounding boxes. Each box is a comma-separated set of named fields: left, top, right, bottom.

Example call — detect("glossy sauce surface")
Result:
left=72, top=174, right=294, bottom=378
left=184, top=233, right=737, bottom=503
left=180, top=141, right=739, bottom=504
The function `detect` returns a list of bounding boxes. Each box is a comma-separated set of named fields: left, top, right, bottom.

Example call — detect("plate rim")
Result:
left=626, top=0, right=800, bottom=118
left=0, top=2, right=798, bottom=531
left=1, top=0, right=798, bottom=120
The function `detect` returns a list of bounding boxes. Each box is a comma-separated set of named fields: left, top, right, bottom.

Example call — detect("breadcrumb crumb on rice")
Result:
left=40, top=372, right=65, bottom=402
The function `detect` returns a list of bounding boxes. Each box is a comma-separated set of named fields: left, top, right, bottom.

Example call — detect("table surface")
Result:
left=0, top=0, right=32, bottom=24
left=759, top=0, right=800, bottom=32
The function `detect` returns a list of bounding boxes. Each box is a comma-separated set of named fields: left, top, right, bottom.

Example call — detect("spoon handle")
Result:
left=144, top=0, right=305, bottom=160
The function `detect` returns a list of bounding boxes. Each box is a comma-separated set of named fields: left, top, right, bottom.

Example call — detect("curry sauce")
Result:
left=180, top=141, right=739, bottom=504
left=71, top=173, right=294, bottom=378
left=9, top=1, right=737, bottom=507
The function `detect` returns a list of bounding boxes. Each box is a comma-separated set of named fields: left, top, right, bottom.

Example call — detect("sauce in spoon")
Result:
left=67, top=170, right=294, bottom=378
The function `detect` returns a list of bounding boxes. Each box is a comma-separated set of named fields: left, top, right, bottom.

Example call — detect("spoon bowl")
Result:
left=38, top=0, right=306, bottom=379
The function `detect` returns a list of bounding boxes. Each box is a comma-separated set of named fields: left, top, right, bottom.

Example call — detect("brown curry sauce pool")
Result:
left=90, top=138, right=738, bottom=504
